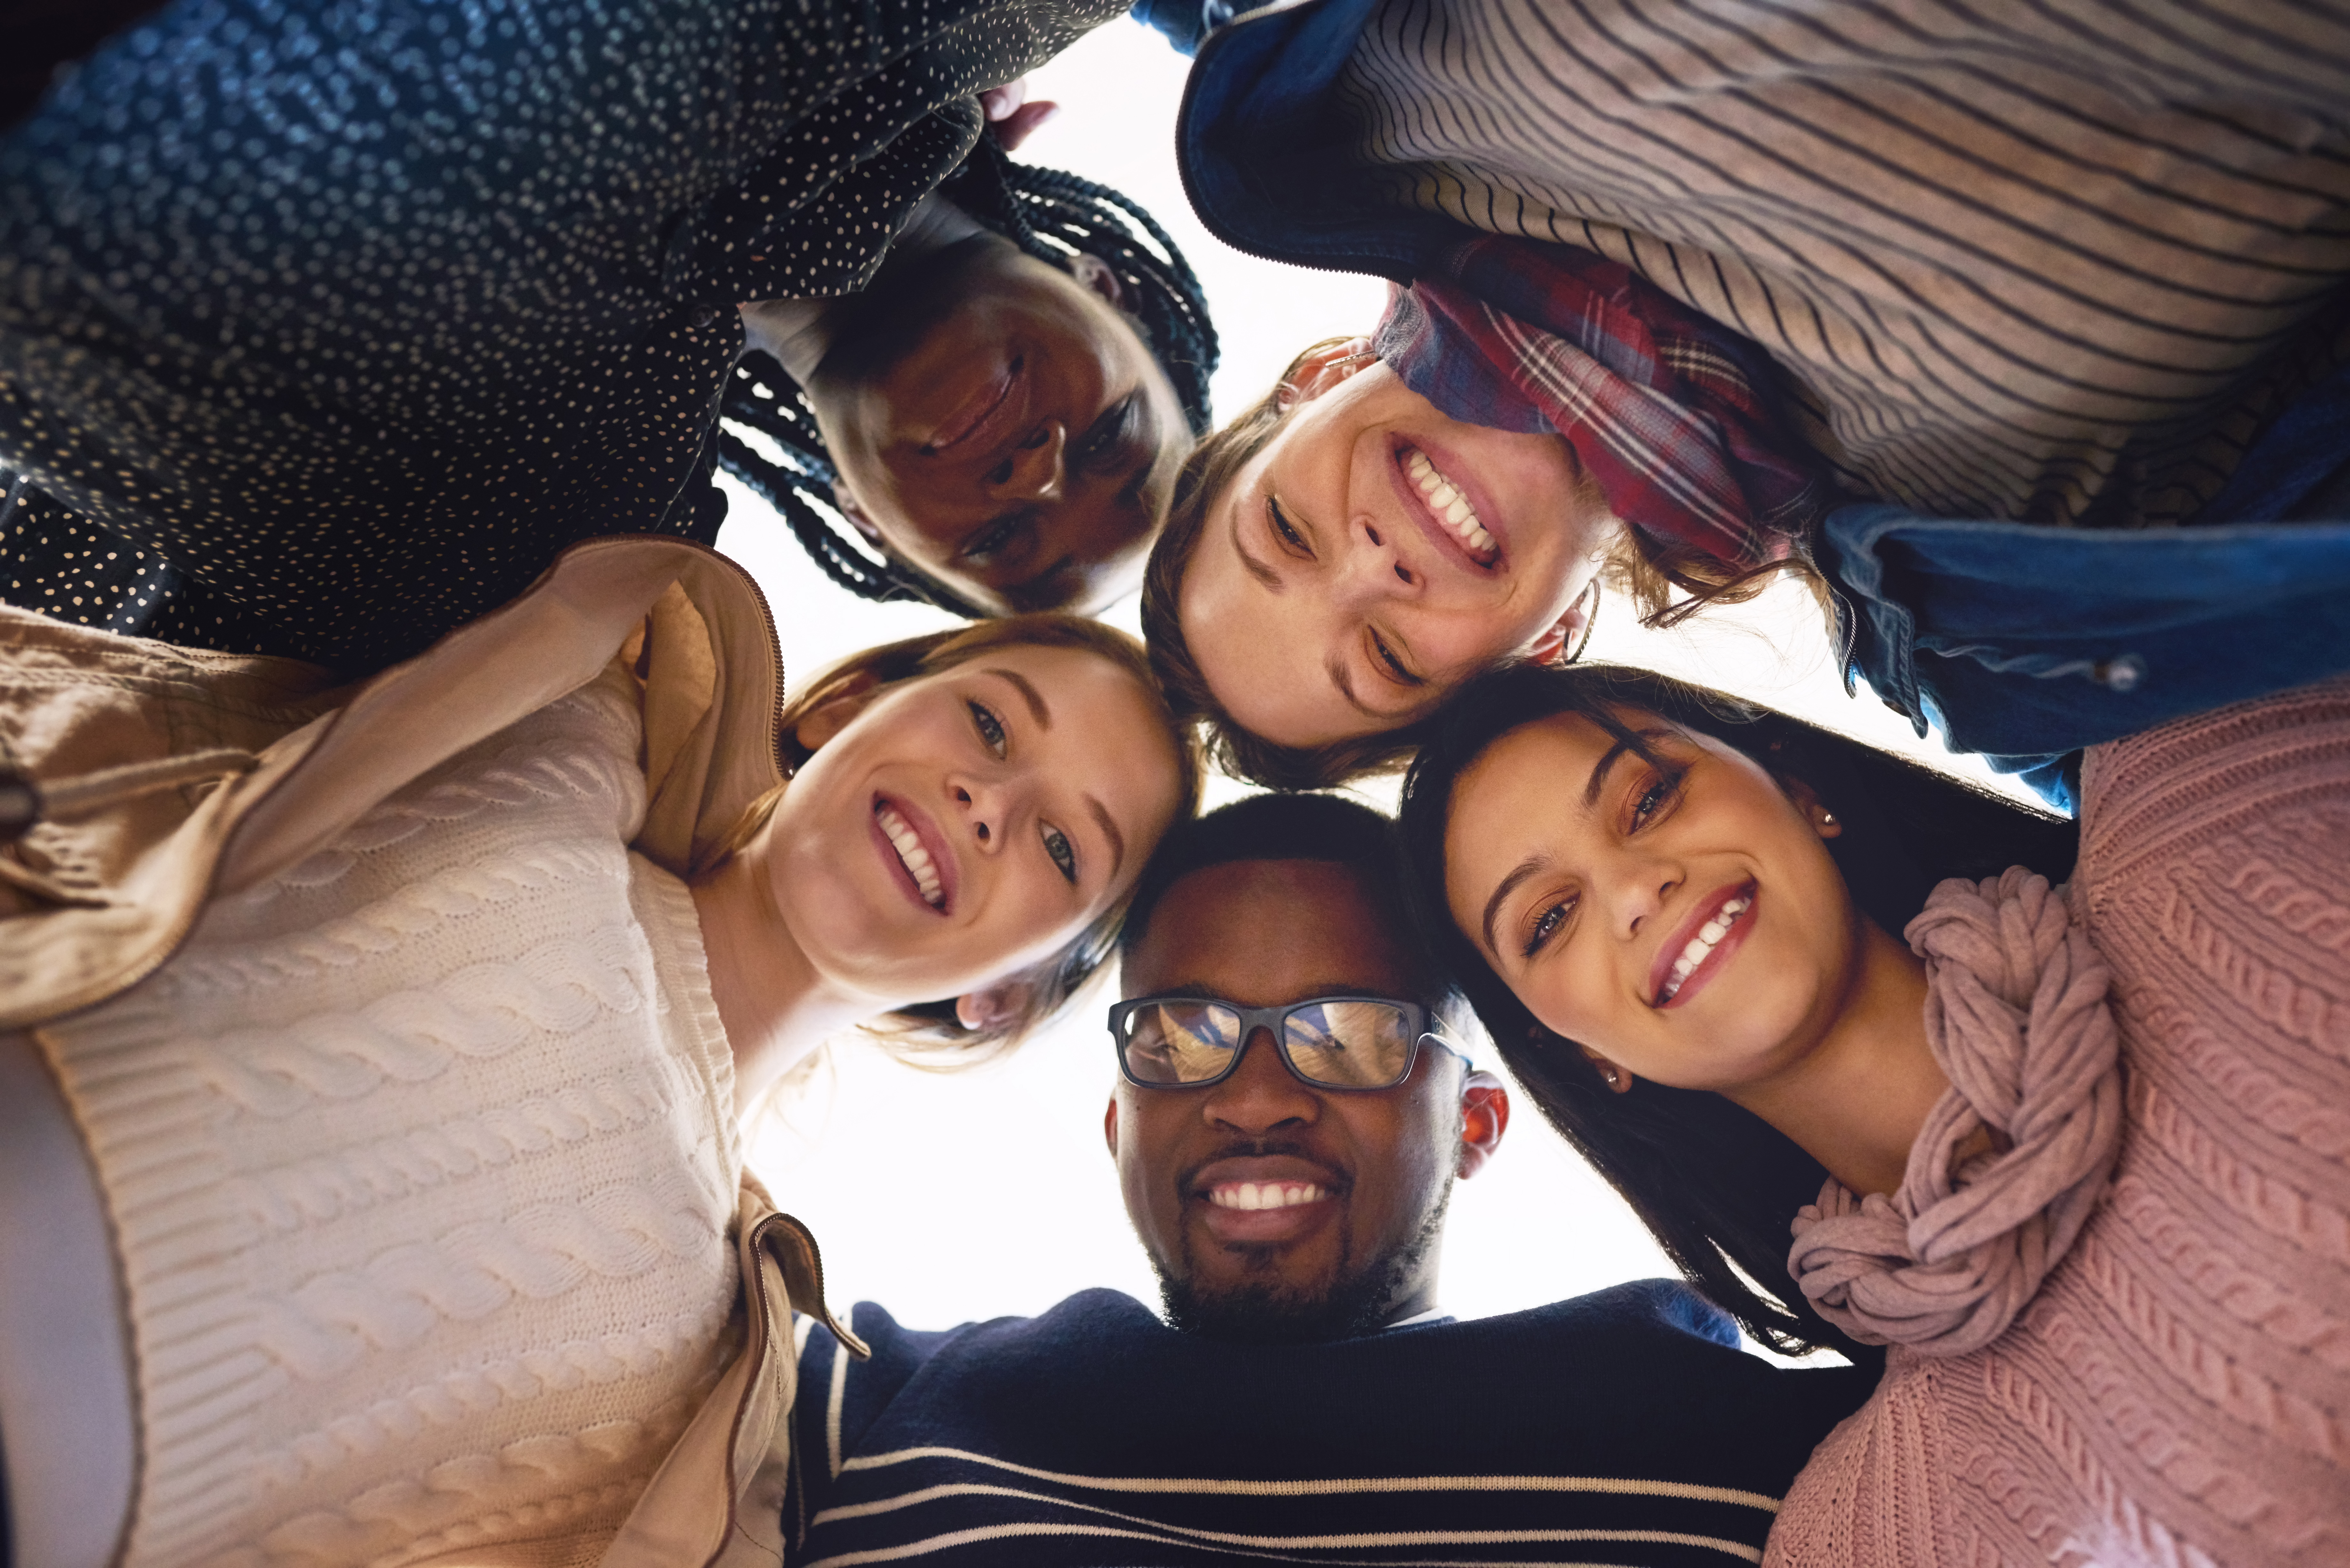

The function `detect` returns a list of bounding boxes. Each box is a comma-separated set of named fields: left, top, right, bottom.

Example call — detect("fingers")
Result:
left=979, top=78, right=1027, bottom=119
left=991, top=100, right=1059, bottom=151
left=978, top=78, right=1059, bottom=152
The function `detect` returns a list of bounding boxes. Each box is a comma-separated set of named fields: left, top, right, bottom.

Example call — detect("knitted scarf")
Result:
left=1372, top=236, right=1827, bottom=574
left=1786, top=867, right=2126, bottom=1357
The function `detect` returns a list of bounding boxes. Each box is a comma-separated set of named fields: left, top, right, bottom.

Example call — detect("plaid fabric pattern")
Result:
left=1375, top=237, right=1826, bottom=572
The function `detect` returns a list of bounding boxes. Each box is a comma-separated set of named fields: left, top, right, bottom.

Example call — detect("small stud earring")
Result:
left=1820, top=810, right=1838, bottom=828
left=1601, top=1066, right=1619, bottom=1088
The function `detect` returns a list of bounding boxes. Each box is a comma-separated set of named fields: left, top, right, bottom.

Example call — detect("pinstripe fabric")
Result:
left=1341, top=0, right=2350, bottom=528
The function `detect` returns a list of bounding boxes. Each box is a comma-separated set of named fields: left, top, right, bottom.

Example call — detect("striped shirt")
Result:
left=1338, top=0, right=2350, bottom=529
left=786, top=1284, right=1876, bottom=1566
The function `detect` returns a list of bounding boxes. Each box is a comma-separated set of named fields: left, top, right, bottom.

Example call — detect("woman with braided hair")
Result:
left=0, top=0, right=1214, bottom=672
left=727, top=139, right=1217, bottom=618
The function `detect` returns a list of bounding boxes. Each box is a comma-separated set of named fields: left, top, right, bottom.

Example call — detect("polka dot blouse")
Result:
left=0, top=0, right=1126, bottom=670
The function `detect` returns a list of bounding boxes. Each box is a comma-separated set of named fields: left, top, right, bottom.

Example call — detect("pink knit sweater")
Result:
left=1766, top=679, right=2350, bottom=1568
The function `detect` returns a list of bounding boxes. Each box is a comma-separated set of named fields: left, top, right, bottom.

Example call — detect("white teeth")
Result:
left=1404, top=449, right=1499, bottom=558
left=1660, top=893, right=1751, bottom=1002
left=876, top=803, right=944, bottom=909
left=1208, top=1182, right=1327, bottom=1211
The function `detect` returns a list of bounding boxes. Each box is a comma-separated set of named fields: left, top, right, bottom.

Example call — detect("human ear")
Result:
left=1578, top=1045, right=1635, bottom=1094
left=792, top=672, right=882, bottom=755
left=1454, top=1072, right=1511, bottom=1179
left=1779, top=776, right=1842, bottom=838
left=1275, top=337, right=1375, bottom=412
left=955, top=977, right=1036, bottom=1034
left=1065, top=252, right=1128, bottom=313
left=1103, top=1097, right=1120, bottom=1158
left=1524, top=580, right=1601, bottom=667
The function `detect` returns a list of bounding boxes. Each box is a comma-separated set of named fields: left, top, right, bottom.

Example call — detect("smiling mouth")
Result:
left=1207, top=1181, right=1330, bottom=1211
left=1656, top=887, right=1754, bottom=1006
left=875, top=799, right=947, bottom=911
left=1400, top=445, right=1499, bottom=564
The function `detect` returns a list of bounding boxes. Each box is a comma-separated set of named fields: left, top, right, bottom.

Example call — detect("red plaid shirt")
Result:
left=1376, top=237, right=1825, bottom=572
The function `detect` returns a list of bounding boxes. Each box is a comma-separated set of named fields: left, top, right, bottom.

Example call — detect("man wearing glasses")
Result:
left=785, top=794, right=1875, bottom=1565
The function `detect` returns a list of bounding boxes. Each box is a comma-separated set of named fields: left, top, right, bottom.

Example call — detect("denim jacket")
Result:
left=1162, top=0, right=2350, bottom=812
left=1821, top=508, right=2350, bottom=812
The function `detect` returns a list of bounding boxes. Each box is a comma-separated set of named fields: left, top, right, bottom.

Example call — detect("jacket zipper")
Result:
left=690, top=538, right=791, bottom=771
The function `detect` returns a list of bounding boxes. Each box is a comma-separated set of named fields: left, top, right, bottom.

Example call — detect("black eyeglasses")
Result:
left=1109, top=994, right=1457, bottom=1091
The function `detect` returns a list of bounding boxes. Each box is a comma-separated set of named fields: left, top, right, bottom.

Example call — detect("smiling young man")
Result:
left=783, top=793, right=1876, bottom=1566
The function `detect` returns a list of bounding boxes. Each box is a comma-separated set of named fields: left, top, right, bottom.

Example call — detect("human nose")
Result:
left=1202, top=1026, right=1319, bottom=1134
left=1602, top=846, right=1681, bottom=941
left=1330, top=513, right=1418, bottom=608
left=947, top=771, right=1023, bottom=854
left=987, top=424, right=1066, bottom=503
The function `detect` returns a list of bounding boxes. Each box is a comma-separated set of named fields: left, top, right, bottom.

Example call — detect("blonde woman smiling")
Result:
left=0, top=536, right=1194, bottom=1568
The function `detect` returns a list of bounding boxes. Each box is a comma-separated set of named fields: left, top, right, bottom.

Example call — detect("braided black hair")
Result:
left=718, top=138, right=1218, bottom=615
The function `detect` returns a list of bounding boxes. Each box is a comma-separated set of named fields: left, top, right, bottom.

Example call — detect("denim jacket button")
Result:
left=2093, top=655, right=2146, bottom=692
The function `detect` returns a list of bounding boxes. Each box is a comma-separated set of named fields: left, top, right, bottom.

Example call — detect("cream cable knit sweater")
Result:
left=1766, top=678, right=2350, bottom=1567
left=39, top=668, right=743, bottom=1568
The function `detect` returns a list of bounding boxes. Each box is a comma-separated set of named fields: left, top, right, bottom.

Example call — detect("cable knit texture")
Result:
left=38, top=667, right=742, bottom=1568
left=1788, top=868, right=2126, bottom=1354
left=1767, top=678, right=2350, bottom=1567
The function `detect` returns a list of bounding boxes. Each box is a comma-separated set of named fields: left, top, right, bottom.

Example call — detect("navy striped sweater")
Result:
left=786, top=1281, right=1876, bottom=1566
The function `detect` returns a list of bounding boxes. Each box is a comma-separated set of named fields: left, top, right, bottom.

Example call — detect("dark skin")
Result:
left=741, top=199, right=1186, bottom=616
left=1106, top=859, right=1508, bottom=1328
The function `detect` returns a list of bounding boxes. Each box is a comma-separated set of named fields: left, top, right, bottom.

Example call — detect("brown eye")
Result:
left=1269, top=496, right=1308, bottom=552
left=1369, top=630, right=1417, bottom=684
left=1523, top=894, right=1576, bottom=958
left=1630, top=770, right=1681, bottom=828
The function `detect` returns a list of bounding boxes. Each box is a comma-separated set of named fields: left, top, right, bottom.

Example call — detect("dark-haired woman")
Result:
left=0, top=0, right=1216, bottom=672
left=724, top=141, right=1216, bottom=619
left=1396, top=664, right=2350, bottom=1564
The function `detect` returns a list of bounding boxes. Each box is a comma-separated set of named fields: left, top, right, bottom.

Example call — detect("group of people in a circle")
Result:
left=3, top=0, right=2347, bottom=1564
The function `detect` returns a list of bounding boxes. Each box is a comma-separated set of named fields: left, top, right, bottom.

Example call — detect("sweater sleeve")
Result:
left=1770, top=676, right=2350, bottom=1568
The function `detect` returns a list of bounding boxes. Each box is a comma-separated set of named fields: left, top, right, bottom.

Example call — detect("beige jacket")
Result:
left=0, top=535, right=863, bottom=1568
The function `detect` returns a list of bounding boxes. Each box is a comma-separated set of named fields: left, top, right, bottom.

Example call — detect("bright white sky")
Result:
left=723, top=20, right=2024, bottom=1344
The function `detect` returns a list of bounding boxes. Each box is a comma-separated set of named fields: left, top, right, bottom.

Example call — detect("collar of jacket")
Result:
left=0, top=535, right=786, bottom=1031
left=1177, top=0, right=1467, bottom=283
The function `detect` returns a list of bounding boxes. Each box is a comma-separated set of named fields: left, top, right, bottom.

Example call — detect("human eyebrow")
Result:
left=985, top=667, right=1052, bottom=729
left=1583, top=727, right=1678, bottom=808
left=1087, top=795, right=1125, bottom=880
left=1229, top=498, right=1283, bottom=592
left=1480, top=855, right=1546, bottom=958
